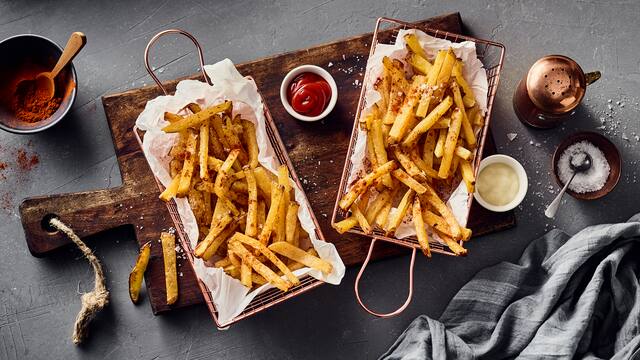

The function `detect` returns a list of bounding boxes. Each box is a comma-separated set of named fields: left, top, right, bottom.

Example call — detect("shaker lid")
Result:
left=526, top=55, right=586, bottom=115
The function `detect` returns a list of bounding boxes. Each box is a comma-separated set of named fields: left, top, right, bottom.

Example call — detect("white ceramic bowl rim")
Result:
left=279, top=64, right=338, bottom=122
left=473, top=154, right=528, bottom=212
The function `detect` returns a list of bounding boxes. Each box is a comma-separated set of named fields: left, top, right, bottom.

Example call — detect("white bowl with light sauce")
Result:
left=474, top=154, right=528, bottom=212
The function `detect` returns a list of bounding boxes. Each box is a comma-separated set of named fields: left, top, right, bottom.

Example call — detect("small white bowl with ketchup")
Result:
left=280, top=65, right=337, bottom=122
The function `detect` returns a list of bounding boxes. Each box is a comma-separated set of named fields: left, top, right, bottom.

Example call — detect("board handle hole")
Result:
left=41, top=214, right=60, bottom=234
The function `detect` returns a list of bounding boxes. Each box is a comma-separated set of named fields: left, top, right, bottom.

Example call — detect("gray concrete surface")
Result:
left=1, top=0, right=639, bottom=359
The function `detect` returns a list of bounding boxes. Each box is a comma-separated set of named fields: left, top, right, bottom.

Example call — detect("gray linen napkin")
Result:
left=381, top=214, right=640, bottom=360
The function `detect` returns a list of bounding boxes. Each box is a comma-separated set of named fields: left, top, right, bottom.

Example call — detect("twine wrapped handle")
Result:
left=48, top=217, right=109, bottom=345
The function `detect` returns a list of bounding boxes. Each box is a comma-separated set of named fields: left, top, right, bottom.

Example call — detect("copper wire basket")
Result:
left=134, top=29, right=325, bottom=329
left=331, top=18, right=505, bottom=317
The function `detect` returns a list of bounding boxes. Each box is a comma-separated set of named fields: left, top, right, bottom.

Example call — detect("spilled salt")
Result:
left=557, top=141, right=610, bottom=193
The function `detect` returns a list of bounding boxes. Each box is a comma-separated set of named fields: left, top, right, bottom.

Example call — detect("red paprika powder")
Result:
left=12, top=79, right=62, bottom=123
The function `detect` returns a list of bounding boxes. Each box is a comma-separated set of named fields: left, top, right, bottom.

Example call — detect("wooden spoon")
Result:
left=20, top=32, right=87, bottom=100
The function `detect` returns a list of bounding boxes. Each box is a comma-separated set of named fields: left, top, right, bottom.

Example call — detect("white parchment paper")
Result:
left=348, top=29, right=489, bottom=239
left=135, top=59, right=345, bottom=325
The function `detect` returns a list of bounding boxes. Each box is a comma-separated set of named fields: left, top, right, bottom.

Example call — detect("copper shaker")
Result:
left=513, top=55, right=601, bottom=128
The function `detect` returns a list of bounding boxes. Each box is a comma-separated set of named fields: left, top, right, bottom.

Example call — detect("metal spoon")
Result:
left=545, top=151, right=592, bottom=218
left=17, top=32, right=86, bottom=100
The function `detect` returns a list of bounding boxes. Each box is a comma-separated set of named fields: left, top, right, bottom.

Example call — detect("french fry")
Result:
left=213, top=149, right=240, bottom=197
left=410, top=146, right=440, bottom=179
left=211, top=115, right=230, bottom=150
left=214, top=257, right=231, bottom=268
left=338, top=160, right=398, bottom=210
left=332, top=216, right=358, bottom=234
left=459, top=159, right=476, bottom=193
left=258, top=184, right=284, bottom=245
left=253, top=167, right=275, bottom=204
left=199, top=120, right=210, bottom=180
left=409, top=53, right=432, bottom=75
left=438, top=108, right=463, bottom=178
left=436, top=48, right=456, bottom=85
left=392, top=169, right=427, bottom=194
left=415, top=86, right=434, bottom=119
left=285, top=202, right=300, bottom=247
left=388, top=76, right=426, bottom=144
left=201, top=222, right=239, bottom=260
left=393, top=148, right=425, bottom=179
left=177, top=131, right=198, bottom=196
left=431, top=117, right=451, bottom=129
left=402, top=95, right=453, bottom=148
left=194, top=214, right=233, bottom=258
left=422, top=209, right=472, bottom=241
left=386, top=189, right=415, bottom=235
left=275, top=166, right=291, bottom=243
left=162, top=101, right=231, bottom=133
left=223, top=117, right=249, bottom=164
left=420, top=183, right=462, bottom=240
left=370, top=116, right=393, bottom=188
left=244, top=167, right=258, bottom=237
left=160, top=232, right=178, bottom=305
left=374, top=67, right=391, bottom=115
left=128, top=241, right=151, bottom=304
left=240, top=260, right=252, bottom=288
left=159, top=175, right=180, bottom=201
left=434, top=128, right=447, bottom=158
left=412, top=198, right=431, bottom=257
left=232, top=232, right=300, bottom=285
left=437, top=232, right=468, bottom=256
left=229, top=241, right=290, bottom=291
left=382, top=57, right=409, bottom=125
left=426, top=50, right=446, bottom=86
left=455, top=146, right=472, bottom=160
left=451, top=82, right=476, bottom=147
left=352, top=202, right=372, bottom=234
left=423, top=130, right=437, bottom=169
left=404, top=33, right=428, bottom=59
left=374, top=201, right=392, bottom=228
left=364, top=189, right=393, bottom=223
left=268, top=242, right=333, bottom=275
left=164, top=112, right=183, bottom=123
left=453, top=60, right=476, bottom=108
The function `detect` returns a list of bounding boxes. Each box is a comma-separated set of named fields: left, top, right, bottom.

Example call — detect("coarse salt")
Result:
left=557, top=140, right=610, bottom=193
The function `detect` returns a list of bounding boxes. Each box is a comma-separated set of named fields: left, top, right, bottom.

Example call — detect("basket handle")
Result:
left=354, top=238, right=416, bottom=318
left=144, top=29, right=212, bottom=95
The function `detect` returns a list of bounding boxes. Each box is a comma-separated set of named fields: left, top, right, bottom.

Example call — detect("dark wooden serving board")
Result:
left=20, top=13, right=514, bottom=315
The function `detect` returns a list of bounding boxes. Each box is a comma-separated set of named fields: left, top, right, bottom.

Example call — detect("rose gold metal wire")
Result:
left=136, top=30, right=325, bottom=329
left=332, top=17, right=506, bottom=318
left=354, top=239, right=416, bottom=318
left=144, top=29, right=212, bottom=95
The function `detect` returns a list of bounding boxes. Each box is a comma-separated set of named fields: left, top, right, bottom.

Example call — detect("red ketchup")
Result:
left=286, top=72, right=331, bottom=117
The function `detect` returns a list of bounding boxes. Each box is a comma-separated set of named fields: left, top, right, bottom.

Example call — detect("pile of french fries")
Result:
left=335, top=34, right=485, bottom=257
left=158, top=100, right=332, bottom=292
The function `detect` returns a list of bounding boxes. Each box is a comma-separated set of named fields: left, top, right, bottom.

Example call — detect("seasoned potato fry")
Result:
left=159, top=175, right=180, bottom=202
left=436, top=49, right=456, bottom=85
left=177, top=131, right=198, bottom=196
left=388, top=76, right=426, bottom=144
left=459, top=159, right=476, bottom=193
left=364, top=189, right=393, bottom=223
left=455, top=146, right=472, bottom=160
left=392, top=169, right=427, bottom=194
left=229, top=241, right=290, bottom=291
left=412, top=198, right=431, bottom=257
left=161, top=232, right=178, bottom=305
left=259, top=184, right=284, bottom=245
left=434, top=128, right=447, bottom=158
left=338, top=160, right=398, bottom=210
left=268, top=242, right=333, bottom=275
left=275, top=166, right=291, bottom=243
left=404, top=33, right=428, bottom=59
left=453, top=60, right=476, bottom=108
left=420, top=183, right=462, bottom=240
left=451, top=82, right=476, bottom=147
left=409, top=53, right=432, bottom=75
left=438, top=108, right=463, bottom=178
left=402, top=95, right=453, bottom=148
left=285, top=202, right=300, bottom=247
left=162, top=101, right=231, bottom=133
left=194, top=214, right=233, bottom=258
left=244, top=167, right=258, bottom=237
left=129, top=241, right=151, bottom=304
left=352, top=202, right=372, bottom=234
left=332, top=216, right=359, bottom=234
left=232, top=232, right=299, bottom=285
left=426, top=50, right=446, bottom=86
left=240, top=260, right=252, bottom=288
left=164, top=112, right=183, bottom=123
left=386, top=189, right=415, bottom=235
left=199, top=121, right=210, bottom=180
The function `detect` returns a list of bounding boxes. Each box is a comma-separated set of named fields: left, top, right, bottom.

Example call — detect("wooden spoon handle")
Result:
left=50, top=32, right=87, bottom=79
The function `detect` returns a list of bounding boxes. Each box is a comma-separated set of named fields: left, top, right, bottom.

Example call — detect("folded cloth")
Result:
left=381, top=214, right=640, bottom=360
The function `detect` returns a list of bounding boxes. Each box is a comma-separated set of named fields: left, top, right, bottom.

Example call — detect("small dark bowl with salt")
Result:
left=552, top=132, right=621, bottom=200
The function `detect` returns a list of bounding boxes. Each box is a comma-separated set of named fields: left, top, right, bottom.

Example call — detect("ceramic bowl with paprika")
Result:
left=0, top=34, right=77, bottom=134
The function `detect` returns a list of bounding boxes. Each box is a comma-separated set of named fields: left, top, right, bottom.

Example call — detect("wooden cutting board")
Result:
left=19, top=12, right=514, bottom=315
